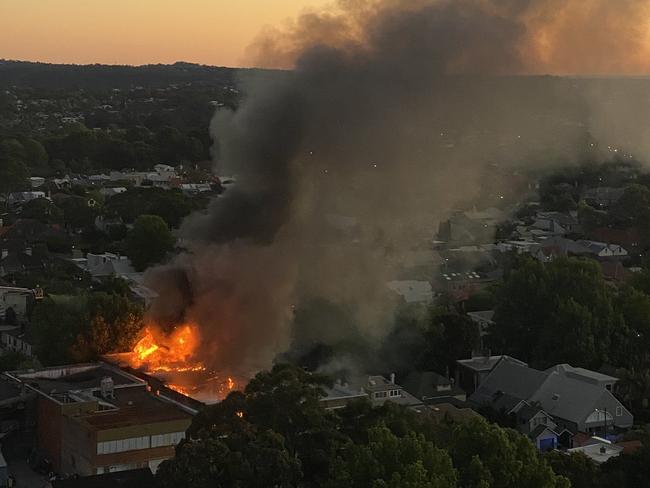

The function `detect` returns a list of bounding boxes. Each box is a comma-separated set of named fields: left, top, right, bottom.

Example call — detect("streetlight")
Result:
left=594, top=408, right=609, bottom=439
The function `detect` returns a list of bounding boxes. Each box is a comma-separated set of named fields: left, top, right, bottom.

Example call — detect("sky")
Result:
left=0, top=0, right=329, bottom=67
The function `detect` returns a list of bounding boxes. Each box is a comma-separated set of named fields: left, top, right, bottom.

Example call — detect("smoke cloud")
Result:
left=145, top=0, right=650, bottom=377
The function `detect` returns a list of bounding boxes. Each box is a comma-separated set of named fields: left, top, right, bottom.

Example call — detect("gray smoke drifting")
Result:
left=145, top=0, right=650, bottom=376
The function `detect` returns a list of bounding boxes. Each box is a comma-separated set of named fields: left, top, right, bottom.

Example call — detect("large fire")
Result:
left=110, top=323, right=237, bottom=403
left=131, top=324, right=206, bottom=373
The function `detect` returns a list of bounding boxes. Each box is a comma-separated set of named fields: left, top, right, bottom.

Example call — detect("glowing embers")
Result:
left=129, top=324, right=205, bottom=374
left=165, top=376, right=237, bottom=403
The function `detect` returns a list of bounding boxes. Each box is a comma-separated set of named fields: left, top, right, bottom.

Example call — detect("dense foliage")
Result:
left=31, top=292, right=143, bottom=364
left=125, top=214, right=175, bottom=271
left=157, top=364, right=568, bottom=488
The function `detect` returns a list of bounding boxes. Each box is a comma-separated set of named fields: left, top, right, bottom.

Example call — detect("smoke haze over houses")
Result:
left=144, top=0, right=650, bottom=376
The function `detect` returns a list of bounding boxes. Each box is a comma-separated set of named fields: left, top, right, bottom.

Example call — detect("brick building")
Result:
left=5, top=363, right=196, bottom=476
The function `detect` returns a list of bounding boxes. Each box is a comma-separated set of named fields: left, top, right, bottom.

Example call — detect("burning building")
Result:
left=5, top=363, right=199, bottom=476
left=104, top=323, right=238, bottom=403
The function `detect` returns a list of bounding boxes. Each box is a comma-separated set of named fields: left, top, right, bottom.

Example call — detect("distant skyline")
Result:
left=0, top=0, right=328, bottom=68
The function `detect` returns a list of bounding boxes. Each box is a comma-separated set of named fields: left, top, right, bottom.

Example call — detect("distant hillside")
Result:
left=0, top=60, right=278, bottom=90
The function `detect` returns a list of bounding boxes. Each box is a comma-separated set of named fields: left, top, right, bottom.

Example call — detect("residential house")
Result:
left=532, top=212, right=581, bottom=236
left=576, top=240, right=628, bottom=260
left=438, top=211, right=498, bottom=245
left=179, top=183, right=212, bottom=195
left=94, top=216, right=125, bottom=234
left=99, top=187, right=127, bottom=198
left=86, top=253, right=136, bottom=279
left=29, top=177, right=46, bottom=188
left=1, top=325, right=34, bottom=356
left=467, top=310, right=494, bottom=345
left=583, top=187, right=626, bottom=209
left=320, top=374, right=423, bottom=410
left=0, top=246, right=46, bottom=278
left=438, top=270, right=501, bottom=302
left=588, top=228, right=641, bottom=255
left=456, top=354, right=526, bottom=395
left=427, top=403, right=481, bottom=422
left=1, top=218, right=66, bottom=244
left=401, top=371, right=466, bottom=405
left=6, top=192, right=47, bottom=207
left=320, top=381, right=368, bottom=410
left=469, top=358, right=633, bottom=442
left=386, top=280, right=433, bottom=304
left=364, top=374, right=422, bottom=408
left=0, top=286, right=35, bottom=322
left=88, top=174, right=111, bottom=185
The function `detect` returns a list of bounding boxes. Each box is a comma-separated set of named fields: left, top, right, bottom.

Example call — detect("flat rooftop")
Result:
left=5, top=363, right=195, bottom=429
left=78, top=385, right=192, bottom=431
left=6, top=363, right=142, bottom=399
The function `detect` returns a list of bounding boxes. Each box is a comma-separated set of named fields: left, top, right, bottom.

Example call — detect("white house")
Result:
left=0, top=286, right=34, bottom=323
left=577, top=240, right=628, bottom=259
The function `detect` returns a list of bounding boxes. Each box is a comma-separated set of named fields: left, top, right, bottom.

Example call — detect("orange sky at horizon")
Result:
left=0, top=0, right=329, bottom=67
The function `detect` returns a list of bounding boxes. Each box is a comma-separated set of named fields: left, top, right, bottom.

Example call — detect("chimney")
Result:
left=100, top=376, right=115, bottom=400
left=390, top=373, right=395, bottom=384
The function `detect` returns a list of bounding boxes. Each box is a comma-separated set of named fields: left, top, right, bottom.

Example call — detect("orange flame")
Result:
left=128, top=324, right=205, bottom=374
left=116, top=323, right=242, bottom=402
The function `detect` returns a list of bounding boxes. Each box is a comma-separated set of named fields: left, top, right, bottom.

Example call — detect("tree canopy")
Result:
left=125, top=214, right=175, bottom=271
left=157, top=364, right=568, bottom=488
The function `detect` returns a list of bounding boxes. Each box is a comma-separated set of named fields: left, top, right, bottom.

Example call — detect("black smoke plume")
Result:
left=145, top=0, right=650, bottom=376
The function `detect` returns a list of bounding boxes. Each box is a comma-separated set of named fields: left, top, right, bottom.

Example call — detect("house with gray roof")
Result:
left=455, top=354, right=526, bottom=395
left=401, top=371, right=466, bottom=405
left=468, top=357, right=632, bottom=443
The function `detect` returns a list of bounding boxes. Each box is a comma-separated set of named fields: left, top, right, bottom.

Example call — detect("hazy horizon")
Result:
left=0, top=0, right=328, bottom=68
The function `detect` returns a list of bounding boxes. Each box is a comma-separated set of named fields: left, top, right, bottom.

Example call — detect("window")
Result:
left=606, top=384, right=612, bottom=391
left=150, top=431, right=185, bottom=448
left=616, top=406, right=623, bottom=417
left=389, top=390, right=401, bottom=397
left=97, top=436, right=150, bottom=455
left=374, top=391, right=387, bottom=399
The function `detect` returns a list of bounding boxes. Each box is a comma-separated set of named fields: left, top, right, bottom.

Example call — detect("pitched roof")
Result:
left=529, top=424, right=559, bottom=440
left=529, top=372, right=608, bottom=424
left=470, top=357, right=548, bottom=407
left=545, top=364, right=618, bottom=384
left=457, top=355, right=526, bottom=373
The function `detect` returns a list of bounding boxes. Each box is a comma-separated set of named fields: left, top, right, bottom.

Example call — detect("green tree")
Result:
left=125, top=214, right=174, bottom=271
left=611, top=184, right=650, bottom=227
left=31, top=292, right=143, bottom=365
left=441, top=417, right=569, bottom=488
left=20, top=198, right=64, bottom=224
left=59, top=195, right=97, bottom=229
left=326, top=425, right=456, bottom=488
left=157, top=426, right=301, bottom=488
left=0, top=140, right=29, bottom=193
left=544, top=451, right=599, bottom=488
left=423, top=313, right=480, bottom=374
left=489, top=257, right=617, bottom=368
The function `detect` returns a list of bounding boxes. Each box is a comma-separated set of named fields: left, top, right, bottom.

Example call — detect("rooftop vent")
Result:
left=100, top=376, right=114, bottom=400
